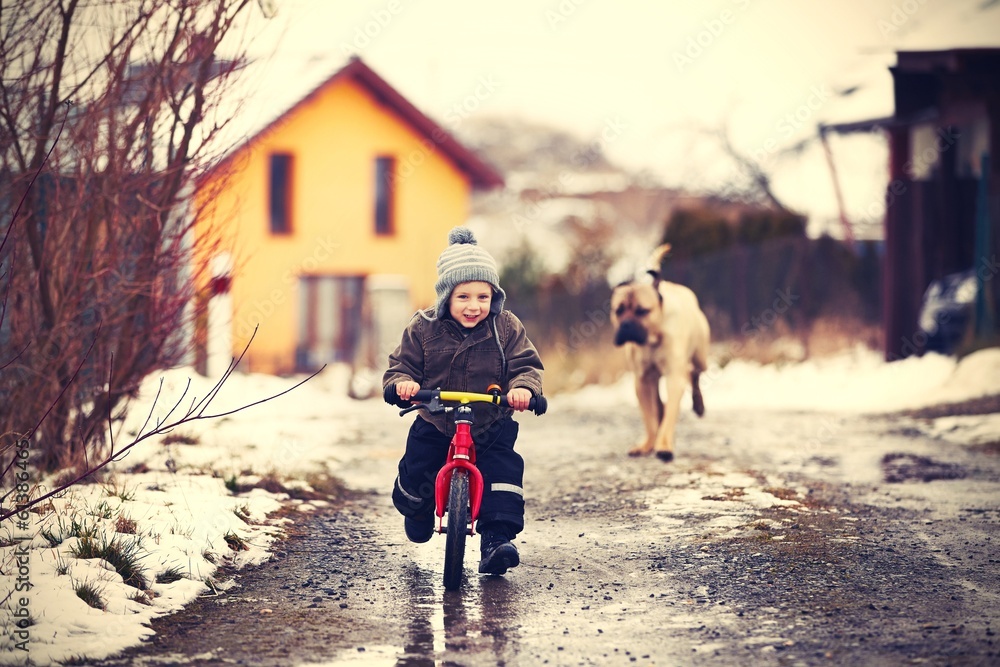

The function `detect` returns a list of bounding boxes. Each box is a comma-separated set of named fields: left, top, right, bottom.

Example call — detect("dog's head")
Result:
left=610, top=281, right=664, bottom=346
left=609, top=243, right=671, bottom=347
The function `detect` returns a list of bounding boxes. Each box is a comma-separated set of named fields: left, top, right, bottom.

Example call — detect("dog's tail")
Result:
left=646, top=244, right=672, bottom=282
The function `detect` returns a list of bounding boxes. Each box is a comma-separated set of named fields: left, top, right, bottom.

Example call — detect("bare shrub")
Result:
left=0, top=1, right=265, bottom=473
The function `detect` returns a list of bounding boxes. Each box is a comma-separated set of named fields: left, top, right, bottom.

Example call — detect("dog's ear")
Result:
left=646, top=244, right=672, bottom=285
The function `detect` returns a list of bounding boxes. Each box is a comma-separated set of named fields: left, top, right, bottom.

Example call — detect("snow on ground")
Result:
left=564, top=345, right=1000, bottom=414
left=2, top=346, right=999, bottom=663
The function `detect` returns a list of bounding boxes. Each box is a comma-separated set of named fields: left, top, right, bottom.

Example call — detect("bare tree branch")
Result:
left=0, top=0, right=274, bottom=476
left=1, top=329, right=326, bottom=523
left=705, top=123, right=804, bottom=213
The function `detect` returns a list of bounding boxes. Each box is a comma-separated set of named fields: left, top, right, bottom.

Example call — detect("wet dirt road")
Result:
left=99, top=394, right=999, bottom=666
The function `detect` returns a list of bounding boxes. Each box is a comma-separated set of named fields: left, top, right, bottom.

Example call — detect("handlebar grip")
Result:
left=383, top=385, right=436, bottom=407
left=497, top=394, right=547, bottom=415
left=382, top=384, right=406, bottom=407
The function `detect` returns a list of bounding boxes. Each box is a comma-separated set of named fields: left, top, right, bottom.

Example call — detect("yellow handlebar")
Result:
left=436, top=390, right=503, bottom=405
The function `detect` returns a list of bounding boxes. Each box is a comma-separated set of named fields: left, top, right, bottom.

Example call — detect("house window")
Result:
left=269, top=153, right=293, bottom=234
left=374, top=156, right=395, bottom=236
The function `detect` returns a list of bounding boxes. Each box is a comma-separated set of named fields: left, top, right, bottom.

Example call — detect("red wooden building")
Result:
left=837, top=49, right=1000, bottom=359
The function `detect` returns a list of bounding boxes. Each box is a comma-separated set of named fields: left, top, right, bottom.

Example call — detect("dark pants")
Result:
left=392, top=416, right=525, bottom=535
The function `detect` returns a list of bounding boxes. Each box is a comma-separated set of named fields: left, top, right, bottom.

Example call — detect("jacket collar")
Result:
left=443, top=315, right=493, bottom=351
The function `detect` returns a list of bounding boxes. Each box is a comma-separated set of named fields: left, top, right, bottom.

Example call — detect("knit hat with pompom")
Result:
left=429, top=227, right=506, bottom=320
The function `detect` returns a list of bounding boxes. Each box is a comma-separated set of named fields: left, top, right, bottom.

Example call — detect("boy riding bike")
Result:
left=383, top=227, right=544, bottom=576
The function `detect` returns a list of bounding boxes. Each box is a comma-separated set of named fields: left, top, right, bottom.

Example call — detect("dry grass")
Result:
left=538, top=341, right=630, bottom=395
left=224, top=531, right=249, bottom=551
left=114, top=515, right=137, bottom=534
left=301, top=472, right=349, bottom=501
left=957, top=333, right=1000, bottom=360
left=540, top=315, right=881, bottom=395
left=716, top=316, right=881, bottom=366
left=803, top=316, right=882, bottom=358
left=715, top=335, right=805, bottom=367
left=73, top=580, right=106, bottom=610
left=70, top=535, right=148, bottom=589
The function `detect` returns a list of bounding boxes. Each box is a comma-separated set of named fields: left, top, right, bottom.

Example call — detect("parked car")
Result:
left=918, top=269, right=978, bottom=354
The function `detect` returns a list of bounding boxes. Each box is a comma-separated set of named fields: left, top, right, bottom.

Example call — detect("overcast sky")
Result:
left=237, top=0, right=1000, bottom=230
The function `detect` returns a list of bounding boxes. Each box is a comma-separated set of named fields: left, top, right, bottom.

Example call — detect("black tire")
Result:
left=443, top=469, right=469, bottom=591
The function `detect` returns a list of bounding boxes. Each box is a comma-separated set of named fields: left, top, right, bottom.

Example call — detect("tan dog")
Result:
left=610, top=245, right=710, bottom=461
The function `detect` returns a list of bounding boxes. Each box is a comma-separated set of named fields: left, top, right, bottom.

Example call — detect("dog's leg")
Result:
left=653, top=374, right=686, bottom=462
left=629, top=371, right=660, bottom=456
left=691, top=319, right=709, bottom=418
left=691, top=367, right=705, bottom=417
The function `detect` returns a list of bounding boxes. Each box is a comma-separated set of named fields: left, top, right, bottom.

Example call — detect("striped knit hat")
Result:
left=430, top=227, right=506, bottom=320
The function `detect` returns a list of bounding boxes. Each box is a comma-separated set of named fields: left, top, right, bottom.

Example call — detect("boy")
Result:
left=384, top=226, right=544, bottom=575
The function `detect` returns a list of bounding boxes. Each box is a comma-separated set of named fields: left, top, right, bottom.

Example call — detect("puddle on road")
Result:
left=301, top=644, right=398, bottom=666
left=641, top=468, right=804, bottom=541
left=301, top=558, right=524, bottom=666
left=880, top=452, right=968, bottom=483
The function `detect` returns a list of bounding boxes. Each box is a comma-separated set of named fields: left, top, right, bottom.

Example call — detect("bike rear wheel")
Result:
left=443, top=469, right=470, bottom=591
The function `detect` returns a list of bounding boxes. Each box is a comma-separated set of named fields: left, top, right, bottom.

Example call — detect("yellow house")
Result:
left=193, top=56, right=503, bottom=376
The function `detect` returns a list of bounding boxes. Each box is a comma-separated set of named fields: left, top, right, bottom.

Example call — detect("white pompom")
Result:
left=448, top=226, right=477, bottom=245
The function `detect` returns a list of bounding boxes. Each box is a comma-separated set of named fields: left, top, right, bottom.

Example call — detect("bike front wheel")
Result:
left=443, top=469, right=470, bottom=591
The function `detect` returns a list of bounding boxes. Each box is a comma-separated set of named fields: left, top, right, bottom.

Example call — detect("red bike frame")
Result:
left=388, top=386, right=546, bottom=543
left=433, top=409, right=484, bottom=535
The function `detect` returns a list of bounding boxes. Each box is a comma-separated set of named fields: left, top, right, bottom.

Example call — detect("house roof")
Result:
left=813, top=0, right=1000, bottom=134
left=205, top=56, right=503, bottom=190
left=819, top=47, right=1000, bottom=135
left=892, top=47, right=1000, bottom=74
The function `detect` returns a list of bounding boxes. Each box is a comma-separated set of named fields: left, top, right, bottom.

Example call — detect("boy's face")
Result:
left=449, top=281, right=493, bottom=328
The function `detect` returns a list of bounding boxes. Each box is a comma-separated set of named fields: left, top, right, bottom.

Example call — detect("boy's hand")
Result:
left=507, top=387, right=531, bottom=411
left=396, top=381, right=421, bottom=401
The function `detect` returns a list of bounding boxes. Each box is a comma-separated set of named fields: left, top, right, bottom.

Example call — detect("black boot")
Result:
left=478, top=524, right=519, bottom=575
left=404, top=514, right=434, bottom=543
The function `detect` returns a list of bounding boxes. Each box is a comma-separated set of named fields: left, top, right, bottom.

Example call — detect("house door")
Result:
left=296, top=275, right=365, bottom=371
